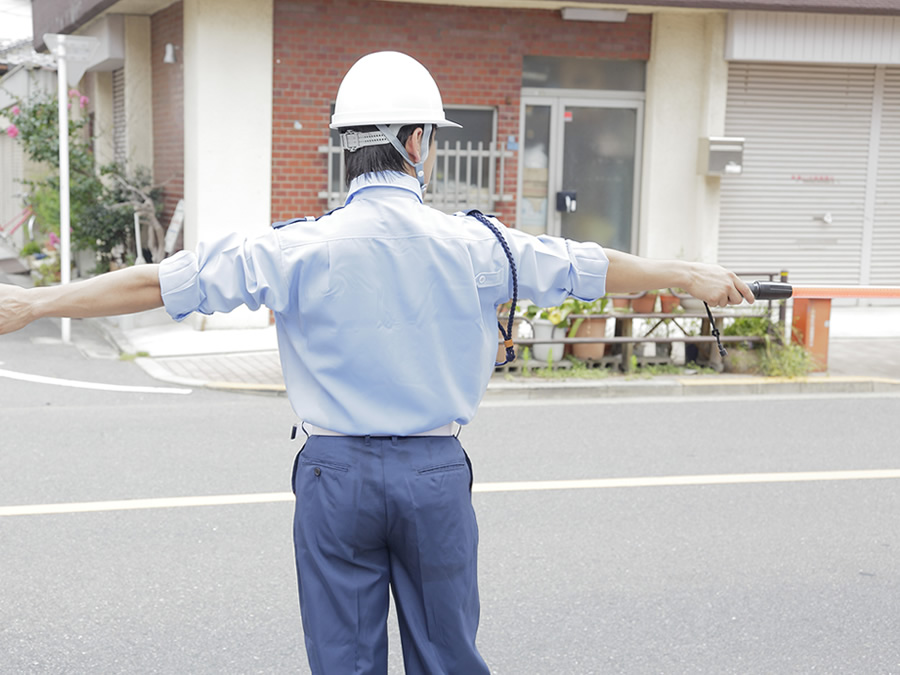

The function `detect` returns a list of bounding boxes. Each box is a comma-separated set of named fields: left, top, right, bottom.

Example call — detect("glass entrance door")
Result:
left=519, top=95, right=642, bottom=251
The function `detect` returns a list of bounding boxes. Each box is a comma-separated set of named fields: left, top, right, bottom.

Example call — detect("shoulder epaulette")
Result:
left=272, top=216, right=316, bottom=229
left=272, top=206, right=346, bottom=229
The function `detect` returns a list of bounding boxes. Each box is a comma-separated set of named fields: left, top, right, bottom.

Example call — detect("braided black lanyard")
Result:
left=704, top=302, right=728, bottom=357
left=466, top=210, right=519, bottom=366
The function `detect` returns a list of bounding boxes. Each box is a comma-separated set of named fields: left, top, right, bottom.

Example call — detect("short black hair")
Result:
left=343, top=124, right=432, bottom=187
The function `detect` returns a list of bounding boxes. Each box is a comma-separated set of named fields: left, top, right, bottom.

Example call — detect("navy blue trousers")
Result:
left=291, top=435, right=490, bottom=674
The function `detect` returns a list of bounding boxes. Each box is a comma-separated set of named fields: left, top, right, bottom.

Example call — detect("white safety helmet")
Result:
left=331, top=51, right=460, bottom=129
left=330, top=51, right=461, bottom=189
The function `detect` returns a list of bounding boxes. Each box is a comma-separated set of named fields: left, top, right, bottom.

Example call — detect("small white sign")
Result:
left=43, top=34, right=100, bottom=86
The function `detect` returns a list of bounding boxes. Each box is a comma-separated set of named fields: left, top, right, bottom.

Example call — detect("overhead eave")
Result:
left=365, top=0, right=900, bottom=16
left=31, top=0, right=900, bottom=53
left=31, top=0, right=178, bottom=52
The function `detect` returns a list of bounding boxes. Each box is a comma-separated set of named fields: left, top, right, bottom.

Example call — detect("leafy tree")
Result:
left=4, top=90, right=162, bottom=271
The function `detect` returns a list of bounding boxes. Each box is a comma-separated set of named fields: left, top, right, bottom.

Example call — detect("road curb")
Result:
left=133, top=358, right=209, bottom=388
left=134, top=357, right=289, bottom=393
left=132, top=361, right=900, bottom=398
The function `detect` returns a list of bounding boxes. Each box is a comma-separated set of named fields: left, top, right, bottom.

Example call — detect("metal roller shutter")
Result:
left=871, top=67, right=900, bottom=286
left=719, top=63, right=875, bottom=285
left=112, top=68, right=126, bottom=168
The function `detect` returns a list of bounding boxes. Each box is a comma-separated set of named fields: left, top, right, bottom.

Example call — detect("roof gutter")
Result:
left=31, top=0, right=121, bottom=52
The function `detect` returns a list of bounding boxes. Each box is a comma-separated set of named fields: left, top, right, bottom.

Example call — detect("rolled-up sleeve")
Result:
left=502, top=226, right=608, bottom=308
left=158, top=231, right=289, bottom=321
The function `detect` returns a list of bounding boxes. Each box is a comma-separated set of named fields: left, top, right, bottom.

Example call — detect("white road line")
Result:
left=0, top=368, right=192, bottom=395
left=3, top=469, right=900, bottom=517
left=473, top=469, right=900, bottom=492
left=0, top=492, right=292, bottom=517
left=480, top=392, right=900, bottom=408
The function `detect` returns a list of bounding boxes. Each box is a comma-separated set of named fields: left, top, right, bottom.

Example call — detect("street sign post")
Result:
left=43, top=34, right=100, bottom=343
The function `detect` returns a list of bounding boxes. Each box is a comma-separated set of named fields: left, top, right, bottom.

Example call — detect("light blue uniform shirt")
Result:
left=158, top=172, right=609, bottom=435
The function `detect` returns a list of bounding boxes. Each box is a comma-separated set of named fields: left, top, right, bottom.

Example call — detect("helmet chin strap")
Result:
left=376, top=123, right=433, bottom=191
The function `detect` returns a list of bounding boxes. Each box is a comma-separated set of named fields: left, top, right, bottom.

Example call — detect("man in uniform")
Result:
left=0, top=51, right=753, bottom=674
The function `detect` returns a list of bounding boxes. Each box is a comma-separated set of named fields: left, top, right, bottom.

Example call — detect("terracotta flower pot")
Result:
left=659, top=293, right=680, bottom=313
left=572, top=317, right=608, bottom=360
left=631, top=293, right=657, bottom=313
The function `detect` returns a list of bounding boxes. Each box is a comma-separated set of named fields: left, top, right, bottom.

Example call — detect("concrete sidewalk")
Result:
left=89, top=305, right=900, bottom=399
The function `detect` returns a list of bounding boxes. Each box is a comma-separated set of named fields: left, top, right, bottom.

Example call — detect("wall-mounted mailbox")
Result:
left=556, top=190, right=577, bottom=213
left=699, top=137, right=744, bottom=176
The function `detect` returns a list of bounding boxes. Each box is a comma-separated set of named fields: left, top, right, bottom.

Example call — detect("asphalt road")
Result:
left=2, top=317, right=900, bottom=674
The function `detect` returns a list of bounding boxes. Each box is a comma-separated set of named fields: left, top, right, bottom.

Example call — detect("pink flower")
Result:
left=48, top=232, right=60, bottom=249
left=79, top=95, right=89, bottom=109
left=5, top=124, right=19, bottom=139
left=11, top=105, right=20, bottom=116
left=68, top=88, right=80, bottom=98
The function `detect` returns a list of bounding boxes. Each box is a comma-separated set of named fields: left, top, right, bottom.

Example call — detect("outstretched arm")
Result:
left=604, top=249, right=754, bottom=307
left=0, top=265, right=163, bottom=336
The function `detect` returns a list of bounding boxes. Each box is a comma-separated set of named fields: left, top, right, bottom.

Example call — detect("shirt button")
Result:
left=478, top=275, right=486, bottom=284
left=314, top=467, right=321, bottom=477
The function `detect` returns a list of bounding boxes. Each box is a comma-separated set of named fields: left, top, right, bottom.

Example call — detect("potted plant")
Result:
left=631, top=290, right=657, bottom=313
left=673, top=287, right=706, bottom=312
left=659, top=289, right=681, bottom=313
left=564, top=296, right=610, bottom=361
left=609, top=294, right=632, bottom=311
left=523, top=302, right=573, bottom=363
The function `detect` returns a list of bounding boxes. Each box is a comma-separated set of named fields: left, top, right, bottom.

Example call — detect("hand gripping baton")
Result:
left=705, top=280, right=793, bottom=358
left=748, top=281, right=793, bottom=300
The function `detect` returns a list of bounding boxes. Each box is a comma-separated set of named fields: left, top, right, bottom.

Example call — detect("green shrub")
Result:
left=7, top=93, right=160, bottom=269
left=761, top=341, right=814, bottom=378
left=19, top=240, right=42, bottom=257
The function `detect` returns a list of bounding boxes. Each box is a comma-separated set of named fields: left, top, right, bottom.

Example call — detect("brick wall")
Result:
left=151, top=1, right=184, bottom=235
left=272, top=0, right=651, bottom=226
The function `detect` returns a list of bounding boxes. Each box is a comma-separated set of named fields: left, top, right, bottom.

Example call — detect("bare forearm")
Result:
left=604, top=250, right=691, bottom=294
left=605, top=249, right=754, bottom=307
left=31, top=265, right=163, bottom=320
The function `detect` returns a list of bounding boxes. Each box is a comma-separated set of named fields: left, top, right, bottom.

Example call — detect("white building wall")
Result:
left=183, top=0, right=273, bottom=328
left=640, top=12, right=728, bottom=264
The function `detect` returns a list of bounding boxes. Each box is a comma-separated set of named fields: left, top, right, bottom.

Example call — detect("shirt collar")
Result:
left=346, top=171, right=423, bottom=205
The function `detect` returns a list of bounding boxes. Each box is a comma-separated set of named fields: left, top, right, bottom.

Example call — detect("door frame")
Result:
left=517, top=87, right=644, bottom=252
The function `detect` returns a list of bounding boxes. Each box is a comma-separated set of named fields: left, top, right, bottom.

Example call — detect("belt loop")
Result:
left=300, top=421, right=310, bottom=439
left=364, top=435, right=371, bottom=446
left=391, top=435, right=398, bottom=446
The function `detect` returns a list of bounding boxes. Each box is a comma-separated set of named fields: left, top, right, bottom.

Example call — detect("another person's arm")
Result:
left=0, top=265, right=163, bottom=336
